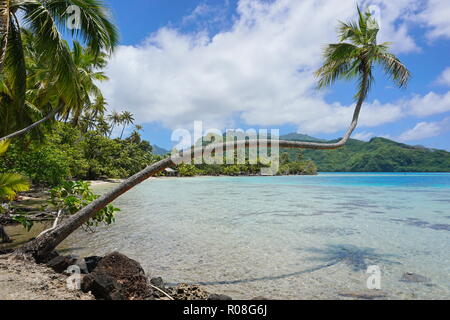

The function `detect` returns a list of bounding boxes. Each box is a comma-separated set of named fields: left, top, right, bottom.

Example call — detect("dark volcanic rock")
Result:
left=400, top=272, right=431, bottom=284
left=0, top=249, right=14, bottom=255
left=166, top=283, right=209, bottom=300
left=208, top=294, right=233, bottom=300
left=77, top=256, right=103, bottom=274
left=46, top=254, right=78, bottom=273
left=85, top=256, right=102, bottom=273
left=40, top=251, right=60, bottom=264
left=81, top=273, right=124, bottom=300
left=87, top=252, right=150, bottom=300
left=150, top=277, right=165, bottom=290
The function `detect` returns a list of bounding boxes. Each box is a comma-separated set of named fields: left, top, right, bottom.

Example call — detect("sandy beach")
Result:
left=0, top=254, right=93, bottom=300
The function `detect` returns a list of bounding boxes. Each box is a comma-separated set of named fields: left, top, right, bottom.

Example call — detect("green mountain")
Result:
left=152, top=145, right=170, bottom=156
left=280, top=133, right=450, bottom=172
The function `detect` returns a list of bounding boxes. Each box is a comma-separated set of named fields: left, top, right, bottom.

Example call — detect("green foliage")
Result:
left=221, top=165, right=241, bottom=176
left=1, top=0, right=118, bottom=138
left=11, top=213, right=34, bottom=232
left=8, top=145, right=72, bottom=186
left=177, top=164, right=200, bottom=177
left=0, top=122, right=158, bottom=185
left=50, top=181, right=120, bottom=228
left=278, top=155, right=318, bottom=176
left=0, top=140, right=31, bottom=200
left=0, top=173, right=31, bottom=201
left=173, top=151, right=317, bottom=177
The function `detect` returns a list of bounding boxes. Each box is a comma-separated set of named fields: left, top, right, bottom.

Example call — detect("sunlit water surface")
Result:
left=59, top=173, right=450, bottom=299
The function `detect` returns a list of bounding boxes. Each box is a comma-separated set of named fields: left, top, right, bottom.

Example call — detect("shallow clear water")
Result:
left=60, top=173, right=450, bottom=299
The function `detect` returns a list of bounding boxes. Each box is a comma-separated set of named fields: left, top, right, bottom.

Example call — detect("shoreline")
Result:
left=0, top=251, right=234, bottom=301
left=0, top=253, right=94, bottom=300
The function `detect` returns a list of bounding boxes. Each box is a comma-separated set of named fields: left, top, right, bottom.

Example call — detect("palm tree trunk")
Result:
left=12, top=76, right=369, bottom=261
left=120, top=125, right=125, bottom=139
left=108, top=124, right=115, bottom=138
left=0, top=0, right=10, bottom=73
left=0, top=105, right=62, bottom=142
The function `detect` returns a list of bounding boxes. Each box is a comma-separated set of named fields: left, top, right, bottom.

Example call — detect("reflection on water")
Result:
left=8, top=174, right=450, bottom=299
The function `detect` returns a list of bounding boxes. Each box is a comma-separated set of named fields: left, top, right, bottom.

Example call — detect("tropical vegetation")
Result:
left=0, top=0, right=118, bottom=141
left=0, top=140, right=30, bottom=201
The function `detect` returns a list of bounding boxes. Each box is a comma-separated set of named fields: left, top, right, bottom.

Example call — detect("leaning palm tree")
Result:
left=0, top=0, right=118, bottom=141
left=119, top=111, right=135, bottom=139
left=13, top=7, right=411, bottom=262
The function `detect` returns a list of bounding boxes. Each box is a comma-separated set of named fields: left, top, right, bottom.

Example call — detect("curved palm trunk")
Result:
left=0, top=0, right=10, bottom=73
left=13, top=74, right=368, bottom=261
left=0, top=105, right=62, bottom=142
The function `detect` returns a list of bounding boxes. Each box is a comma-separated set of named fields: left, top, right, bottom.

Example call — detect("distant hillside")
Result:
left=281, top=133, right=450, bottom=172
left=152, top=145, right=170, bottom=156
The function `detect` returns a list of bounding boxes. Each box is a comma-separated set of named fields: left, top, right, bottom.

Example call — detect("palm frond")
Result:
left=0, top=140, right=11, bottom=155
left=316, top=60, right=353, bottom=89
left=21, top=1, right=83, bottom=110
left=315, top=42, right=359, bottom=88
left=5, top=14, right=26, bottom=114
left=24, top=100, right=44, bottom=116
left=375, top=52, right=411, bottom=88
left=0, top=173, right=31, bottom=201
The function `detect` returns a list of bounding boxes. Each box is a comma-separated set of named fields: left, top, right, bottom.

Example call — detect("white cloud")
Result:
left=100, top=0, right=448, bottom=138
left=416, top=0, right=450, bottom=40
left=436, top=67, right=450, bottom=87
left=363, top=0, right=421, bottom=53
left=399, top=117, right=450, bottom=141
left=353, top=131, right=375, bottom=141
left=405, top=91, right=450, bottom=117
left=181, top=1, right=231, bottom=33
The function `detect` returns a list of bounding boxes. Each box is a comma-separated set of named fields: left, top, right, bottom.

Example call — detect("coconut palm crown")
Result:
left=315, top=6, right=410, bottom=107
left=0, top=0, right=118, bottom=140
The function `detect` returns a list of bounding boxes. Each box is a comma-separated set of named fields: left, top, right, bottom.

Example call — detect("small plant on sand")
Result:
left=40, top=181, right=120, bottom=236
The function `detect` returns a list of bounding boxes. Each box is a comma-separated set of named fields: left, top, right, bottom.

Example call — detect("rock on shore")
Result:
left=1, top=250, right=233, bottom=301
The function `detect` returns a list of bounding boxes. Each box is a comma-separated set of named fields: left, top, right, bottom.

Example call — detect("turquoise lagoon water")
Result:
left=61, top=173, right=450, bottom=299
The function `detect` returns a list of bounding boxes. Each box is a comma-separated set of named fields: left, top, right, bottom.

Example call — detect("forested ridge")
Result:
left=281, top=133, right=450, bottom=172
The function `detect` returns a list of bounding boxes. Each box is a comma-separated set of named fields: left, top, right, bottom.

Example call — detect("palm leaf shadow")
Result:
left=304, top=244, right=401, bottom=272
left=175, top=244, right=400, bottom=287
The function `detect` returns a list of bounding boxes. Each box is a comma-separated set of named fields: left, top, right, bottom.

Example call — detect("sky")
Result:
left=99, top=0, right=450, bottom=151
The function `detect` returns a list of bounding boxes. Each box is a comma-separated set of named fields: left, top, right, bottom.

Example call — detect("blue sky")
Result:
left=100, top=0, right=450, bottom=151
